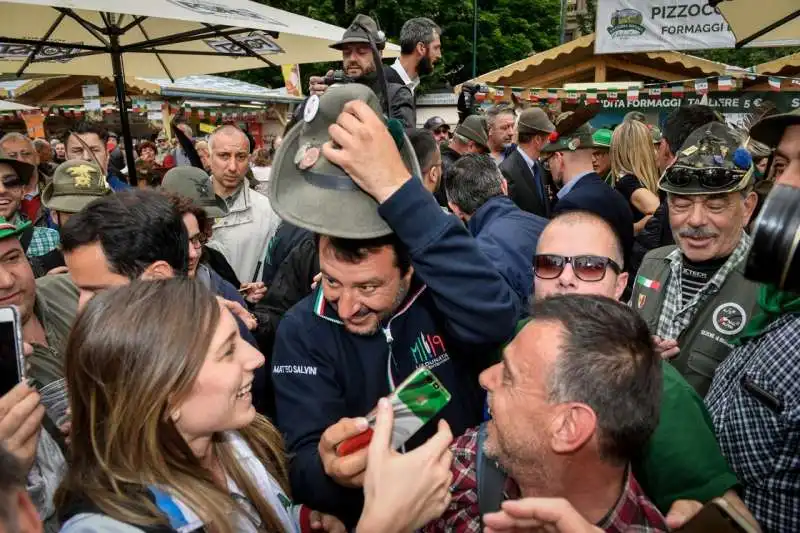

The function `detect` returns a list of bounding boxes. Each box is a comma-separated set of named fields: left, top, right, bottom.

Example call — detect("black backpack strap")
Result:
left=19, top=222, right=34, bottom=253
left=476, top=422, right=507, bottom=527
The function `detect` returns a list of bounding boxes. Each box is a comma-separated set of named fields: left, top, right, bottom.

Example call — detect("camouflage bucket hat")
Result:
left=162, top=166, right=228, bottom=219
left=41, top=160, right=112, bottom=214
left=269, top=84, right=422, bottom=239
left=659, top=122, right=754, bottom=195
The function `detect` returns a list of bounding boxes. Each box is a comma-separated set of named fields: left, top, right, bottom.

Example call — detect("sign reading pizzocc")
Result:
left=595, top=0, right=742, bottom=54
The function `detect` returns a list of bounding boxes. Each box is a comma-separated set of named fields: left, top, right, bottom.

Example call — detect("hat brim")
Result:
left=200, top=200, right=228, bottom=219
left=0, top=218, right=31, bottom=241
left=269, top=120, right=422, bottom=239
left=329, top=37, right=370, bottom=50
left=41, top=182, right=112, bottom=213
left=750, top=113, right=800, bottom=147
left=0, top=157, right=34, bottom=185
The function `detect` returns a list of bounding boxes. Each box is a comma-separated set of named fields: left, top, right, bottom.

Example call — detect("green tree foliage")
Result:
left=222, top=0, right=561, bottom=93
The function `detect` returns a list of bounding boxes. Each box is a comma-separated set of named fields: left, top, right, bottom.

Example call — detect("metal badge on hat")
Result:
left=295, top=143, right=321, bottom=170
left=304, top=95, right=320, bottom=123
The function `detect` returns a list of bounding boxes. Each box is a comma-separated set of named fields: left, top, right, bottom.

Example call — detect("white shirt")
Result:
left=391, top=58, right=420, bottom=94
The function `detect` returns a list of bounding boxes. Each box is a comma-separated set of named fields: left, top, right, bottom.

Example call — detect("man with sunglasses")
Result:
left=631, top=122, right=760, bottom=398
left=0, top=150, right=60, bottom=263
left=542, top=114, right=634, bottom=265
left=427, top=210, right=755, bottom=532
left=424, top=117, right=451, bottom=144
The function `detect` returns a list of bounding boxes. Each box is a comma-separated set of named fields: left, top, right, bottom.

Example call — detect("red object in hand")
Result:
left=336, top=428, right=374, bottom=456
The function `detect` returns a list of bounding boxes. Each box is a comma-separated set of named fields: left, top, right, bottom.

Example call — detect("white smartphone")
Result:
left=0, top=306, right=25, bottom=396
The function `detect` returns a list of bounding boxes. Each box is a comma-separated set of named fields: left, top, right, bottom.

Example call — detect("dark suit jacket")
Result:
left=500, top=149, right=550, bottom=218
left=552, top=172, right=635, bottom=266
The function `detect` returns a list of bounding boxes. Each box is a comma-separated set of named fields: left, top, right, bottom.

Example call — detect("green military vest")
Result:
left=631, top=245, right=759, bottom=397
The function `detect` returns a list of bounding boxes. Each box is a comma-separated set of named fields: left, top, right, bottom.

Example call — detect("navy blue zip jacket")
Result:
left=467, top=195, right=547, bottom=315
left=272, top=178, right=518, bottom=527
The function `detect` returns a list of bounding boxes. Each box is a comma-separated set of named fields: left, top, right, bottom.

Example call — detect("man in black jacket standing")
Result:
left=384, top=17, right=442, bottom=96
left=307, top=15, right=415, bottom=128
left=500, top=107, right=554, bottom=218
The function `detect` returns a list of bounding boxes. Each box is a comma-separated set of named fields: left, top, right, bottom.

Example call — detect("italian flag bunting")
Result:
left=649, top=87, right=661, bottom=99
left=606, top=88, right=618, bottom=101
left=547, top=88, right=558, bottom=102
left=768, top=77, right=782, bottom=91
left=626, top=88, right=639, bottom=102
left=718, top=76, right=734, bottom=91
left=586, top=88, right=597, bottom=103
left=671, top=84, right=684, bottom=98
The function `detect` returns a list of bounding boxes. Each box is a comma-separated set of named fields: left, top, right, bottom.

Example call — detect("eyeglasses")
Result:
left=534, top=254, right=622, bottom=282
left=663, top=166, right=747, bottom=191
left=188, top=233, right=205, bottom=249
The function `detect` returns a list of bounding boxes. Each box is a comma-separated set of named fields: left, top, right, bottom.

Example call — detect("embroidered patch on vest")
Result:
left=712, top=302, right=747, bottom=336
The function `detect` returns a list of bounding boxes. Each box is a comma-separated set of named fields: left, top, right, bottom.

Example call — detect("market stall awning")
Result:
left=133, top=74, right=304, bottom=103
left=458, top=33, right=730, bottom=90
left=755, top=52, right=800, bottom=77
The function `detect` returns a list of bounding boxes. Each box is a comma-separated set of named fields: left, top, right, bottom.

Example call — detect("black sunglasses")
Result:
left=663, top=166, right=746, bottom=191
left=1, top=174, right=25, bottom=189
left=534, top=254, right=622, bottom=282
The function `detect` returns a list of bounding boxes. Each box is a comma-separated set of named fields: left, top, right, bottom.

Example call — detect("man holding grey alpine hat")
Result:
left=268, top=83, right=518, bottom=527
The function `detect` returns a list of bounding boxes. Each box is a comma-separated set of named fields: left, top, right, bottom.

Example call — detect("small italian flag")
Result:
left=718, top=76, right=734, bottom=91
left=649, top=87, right=661, bottom=99
left=636, top=275, right=661, bottom=290
left=768, top=77, right=782, bottom=91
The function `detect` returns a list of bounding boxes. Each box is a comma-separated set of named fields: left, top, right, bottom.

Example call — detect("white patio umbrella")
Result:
left=710, top=0, right=800, bottom=48
left=0, top=0, right=399, bottom=182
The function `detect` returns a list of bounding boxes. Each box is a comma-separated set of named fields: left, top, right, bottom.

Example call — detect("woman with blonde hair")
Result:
left=611, top=120, right=662, bottom=234
left=56, top=279, right=454, bottom=533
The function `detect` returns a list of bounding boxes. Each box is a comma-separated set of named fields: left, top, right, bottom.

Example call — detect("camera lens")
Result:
left=745, top=184, right=800, bottom=291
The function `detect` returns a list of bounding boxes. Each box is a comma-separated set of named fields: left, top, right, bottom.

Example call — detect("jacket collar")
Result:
left=467, top=196, right=516, bottom=237
left=313, top=276, right=427, bottom=327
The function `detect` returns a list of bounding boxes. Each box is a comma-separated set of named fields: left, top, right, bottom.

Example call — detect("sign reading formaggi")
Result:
left=595, top=0, right=742, bottom=54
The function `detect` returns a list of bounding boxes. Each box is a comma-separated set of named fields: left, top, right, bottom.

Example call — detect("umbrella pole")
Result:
left=110, top=43, right=137, bottom=185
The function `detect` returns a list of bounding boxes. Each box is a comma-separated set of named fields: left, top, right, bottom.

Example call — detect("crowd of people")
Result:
left=0, top=11, right=799, bottom=533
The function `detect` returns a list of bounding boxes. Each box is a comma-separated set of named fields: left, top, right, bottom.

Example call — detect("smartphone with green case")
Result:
left=336, top=366, right=452, bottom=455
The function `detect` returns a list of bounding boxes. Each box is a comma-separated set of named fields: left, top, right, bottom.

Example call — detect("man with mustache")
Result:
left=385, top=18, right=442, bottom=95
left=631, top=122, right=760, bottom=397
left=307, top=14, right=415, bottom=128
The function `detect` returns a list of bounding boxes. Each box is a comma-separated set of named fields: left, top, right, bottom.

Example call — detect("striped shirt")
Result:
left=679, top=256, right=728, bottom=306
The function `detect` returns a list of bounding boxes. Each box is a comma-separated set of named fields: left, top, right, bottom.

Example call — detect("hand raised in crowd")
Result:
left=482, top=498, right=603, bottom=533
left=0, top=382, right=45, bottom=472
left=652, top=336, right=680, bottom=359
left=217, top=296, right=257, bottom=330
left=240, top=282, right=267, bottom=304
left=318, top=416, right=370, bottom=488
left=323, top=100, right=412, bottom=204
left=309, top=70, right=333, bottom=96
left=308, top=510, right=346, bottom=533
left=357, top=397, right=454, bottom=533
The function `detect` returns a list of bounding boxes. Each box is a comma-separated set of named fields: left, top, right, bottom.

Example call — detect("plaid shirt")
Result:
left=422, top=427, right=668, bottom=533
left=707, top=313, right=800, bottom=533
left=12, top=213, right=60, bottom=258
left=656, top=232, right=751, bottom=340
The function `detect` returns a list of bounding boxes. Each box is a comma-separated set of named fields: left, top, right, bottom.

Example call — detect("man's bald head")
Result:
left=535, top=211, right=628, bottom=301
left=208, top=125, right=251, bottom=195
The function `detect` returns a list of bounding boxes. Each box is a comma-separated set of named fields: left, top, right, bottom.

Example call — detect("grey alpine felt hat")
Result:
left=268, top=84, right=422, bottom=239
left=330, top=14, right=386, bottom=50
left=41, top=160, right=111, bottom=213
left=749, top=108, right=800, bottom=148
left=517, top=107, right=555, bottom=135
left=454, top=115, right=488, bottom=149
left=161, top=166, right=228, bottom=218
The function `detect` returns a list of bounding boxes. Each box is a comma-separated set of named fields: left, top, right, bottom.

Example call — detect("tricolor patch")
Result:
left=636, top=275, right=661, bottom=291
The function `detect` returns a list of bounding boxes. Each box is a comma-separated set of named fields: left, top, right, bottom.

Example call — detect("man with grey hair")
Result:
left=31, top=139, right=56, bottom=180
left=0, top=445, right=43, bottom=533
left=485, top=106, right=516, bottom=164
left=445, top=154, right=546, bottom=316
left=207, top=124, right=281, bottom=283
left=386, top=17, right=442, bottom=94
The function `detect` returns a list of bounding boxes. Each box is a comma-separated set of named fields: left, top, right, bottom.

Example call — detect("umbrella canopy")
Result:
left=0, top=0, right=398, bottom=77
left=0, top=0, right=399, bottom=184
left=711, top=0, right=800, bottom=48
left=0, top=99, right=36, bottom=110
